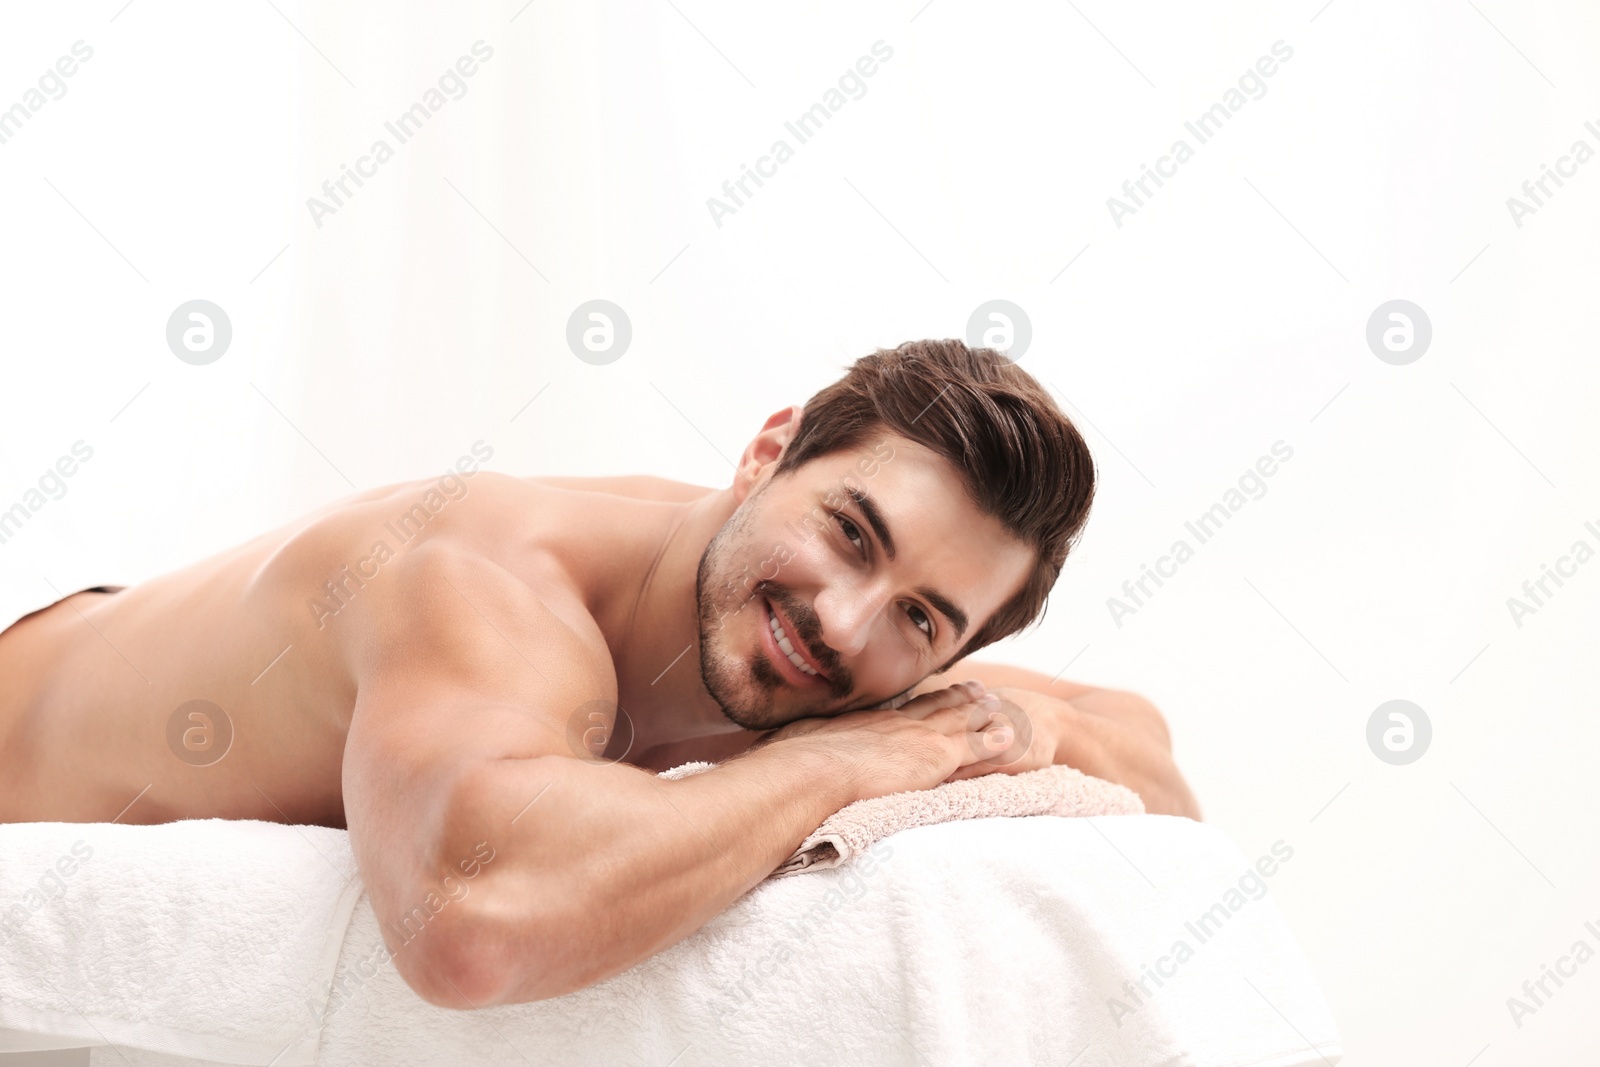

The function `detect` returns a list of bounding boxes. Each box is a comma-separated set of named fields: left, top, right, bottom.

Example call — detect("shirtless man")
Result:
left=0, top=339, right=1197, bottom=1008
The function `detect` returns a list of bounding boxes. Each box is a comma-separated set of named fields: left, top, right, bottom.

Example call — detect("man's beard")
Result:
left=693, top=491, right=855, bottom=730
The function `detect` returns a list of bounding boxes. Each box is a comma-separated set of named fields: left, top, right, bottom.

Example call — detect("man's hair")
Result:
left=774, top=339, right=1096, bottom=665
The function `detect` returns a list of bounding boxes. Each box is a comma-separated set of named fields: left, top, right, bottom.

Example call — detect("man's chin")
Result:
left=717, top=687, right=836, bottom=731
left=698, top=661, right=779, bottom=731
left=715, top=700, right=780, bottom=732
left=717, top=690, right=896, bottom=731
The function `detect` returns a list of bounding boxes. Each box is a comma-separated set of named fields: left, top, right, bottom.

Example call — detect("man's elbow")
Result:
left=378, top=827, right=624, bottom=1009
left=1112, top=688, right=1173, bottom=750
left=388, top=895, right=601, bottom=1008
left=387, top=898, right=521, bottom=1009
left=381, top=761, right=639, bottom=1008
left=1130, top=694, right=1201, bottom=821
left=1099, top=689, right=1200, bottom=821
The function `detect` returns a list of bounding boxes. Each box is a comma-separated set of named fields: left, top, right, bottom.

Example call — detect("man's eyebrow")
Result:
left=842, top=485, right=970, bottom=641
left=917, top=586, right=969, bottom=641
left=846, top=485, right=896, bottom=561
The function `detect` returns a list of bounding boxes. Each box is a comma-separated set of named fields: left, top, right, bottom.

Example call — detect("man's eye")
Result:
left=834, top=513, right=865, bottom=554
left=906, top=603, right=933, bottom=638
left=829, top=512, right=931, bottom=640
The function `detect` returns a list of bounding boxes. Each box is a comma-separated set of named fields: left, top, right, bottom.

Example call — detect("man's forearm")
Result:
left=398, top=741, right=855, bottom=1008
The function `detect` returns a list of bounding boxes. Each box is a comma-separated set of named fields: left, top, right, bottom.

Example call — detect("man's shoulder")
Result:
left=245, top=471, right=621, bottom=697
left=333, top=534, right=620, bottom=768
left=334, top=539, right=619, bottom=727
left=364, top=536, right=604, bottom=658
left=529, top=474, right=712, bottom=504
left=265, top=476, right=606, bottom=675
left=247, top=472, right=546, bottom=615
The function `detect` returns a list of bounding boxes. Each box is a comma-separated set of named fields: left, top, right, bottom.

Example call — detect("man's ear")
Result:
left=733, top=405, right=802, bottom=503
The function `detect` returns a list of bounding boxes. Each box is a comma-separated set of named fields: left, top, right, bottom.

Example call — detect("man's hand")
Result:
left=749, top=681, right=1016, bottom=802
left=934, top=684, right=1200, bottom=819
left=753, top=680, right=1199, bottom=819
left=938, top=685, right=1063, bottom=783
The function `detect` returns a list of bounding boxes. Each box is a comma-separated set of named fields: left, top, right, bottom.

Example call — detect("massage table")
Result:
left=0, top=811, right=1341, bottom=1066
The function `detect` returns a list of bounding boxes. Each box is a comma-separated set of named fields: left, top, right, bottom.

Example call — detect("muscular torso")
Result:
left=0, top=473, right=744, bottom=827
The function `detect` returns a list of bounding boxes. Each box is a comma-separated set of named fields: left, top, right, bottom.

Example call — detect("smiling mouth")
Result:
left=763, top=598, right=827, bottom=682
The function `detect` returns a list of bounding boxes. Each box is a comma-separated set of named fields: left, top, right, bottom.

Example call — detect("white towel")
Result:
left=301, top=815, right=1344, bottom=1067
left=3, top=813, right=1340, bottom=1067
left=0, top=787, right=1342, bottom=1066
left=0, top=818, right=362, bottom=1065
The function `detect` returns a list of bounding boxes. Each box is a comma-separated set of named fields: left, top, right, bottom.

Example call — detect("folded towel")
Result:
left=0, top=818, right=363, bottom=1065
left=659, top=761, right=1145, bottom=877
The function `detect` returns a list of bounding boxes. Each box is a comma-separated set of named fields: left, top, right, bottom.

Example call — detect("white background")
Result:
left=2, top=1, right=1598, bottom=1062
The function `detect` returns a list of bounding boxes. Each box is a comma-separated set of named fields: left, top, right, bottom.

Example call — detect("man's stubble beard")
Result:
left=693, top=483, right=857, bottom=731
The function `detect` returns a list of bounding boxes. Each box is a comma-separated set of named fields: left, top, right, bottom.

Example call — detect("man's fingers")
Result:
left=961, top=716, right=1014, bottom=767
left=915, top=694, right=1002, bottom=734
left=896, top=680, right=987, bottom=720
left=943, top=762, right=992, bottom=783
left=917, top=693, right=1039, bottom=773
left=965, top=697, right=1032, bottom=767
left=917, top=699, right=1014, bottom=768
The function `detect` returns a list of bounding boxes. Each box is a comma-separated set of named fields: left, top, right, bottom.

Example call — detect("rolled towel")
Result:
left=658, top=762, right=1144, bottom=878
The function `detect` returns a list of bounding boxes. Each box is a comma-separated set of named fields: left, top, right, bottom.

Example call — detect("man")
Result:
left=0, top=339, right=1198, bottom=1008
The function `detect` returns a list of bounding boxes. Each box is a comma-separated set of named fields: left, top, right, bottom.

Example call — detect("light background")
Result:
left=2, top=1, right=1598, bottom=1062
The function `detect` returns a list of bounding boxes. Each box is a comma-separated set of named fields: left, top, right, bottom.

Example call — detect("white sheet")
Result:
left=0, top=819, right=361, bottom=1065
left=0, top=813, right=1341, bottom=1067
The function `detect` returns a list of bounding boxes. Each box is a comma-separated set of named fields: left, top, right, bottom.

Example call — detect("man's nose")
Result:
left=812, top=580, right=890, bottom=658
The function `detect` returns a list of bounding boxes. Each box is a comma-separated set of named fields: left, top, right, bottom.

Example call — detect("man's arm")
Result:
left=909, top=661, right=1201, bottom=820
left=339, top=543, right=1011, bottom=1008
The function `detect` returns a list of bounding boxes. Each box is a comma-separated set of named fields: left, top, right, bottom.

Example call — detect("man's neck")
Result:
left=568, top=484, right=745, bottom=750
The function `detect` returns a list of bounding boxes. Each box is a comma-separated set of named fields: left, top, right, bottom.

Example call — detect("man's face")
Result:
left=695, top=436, right=1034, bottom=730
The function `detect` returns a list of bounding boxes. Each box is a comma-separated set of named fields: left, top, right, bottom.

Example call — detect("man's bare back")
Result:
left=0, top=384, right=1198, bottom=1007
left=0, top=461, right=755, bottom=826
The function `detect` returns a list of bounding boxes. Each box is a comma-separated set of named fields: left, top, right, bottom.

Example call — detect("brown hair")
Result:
left=774, top=339, right=1096, bottom=666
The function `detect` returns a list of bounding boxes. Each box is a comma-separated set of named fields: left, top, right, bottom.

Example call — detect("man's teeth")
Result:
left=769, top=611, right=819, bottom=676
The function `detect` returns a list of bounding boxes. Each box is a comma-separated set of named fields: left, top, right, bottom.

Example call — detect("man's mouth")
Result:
left=762, top=597, right=828, bottom=684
